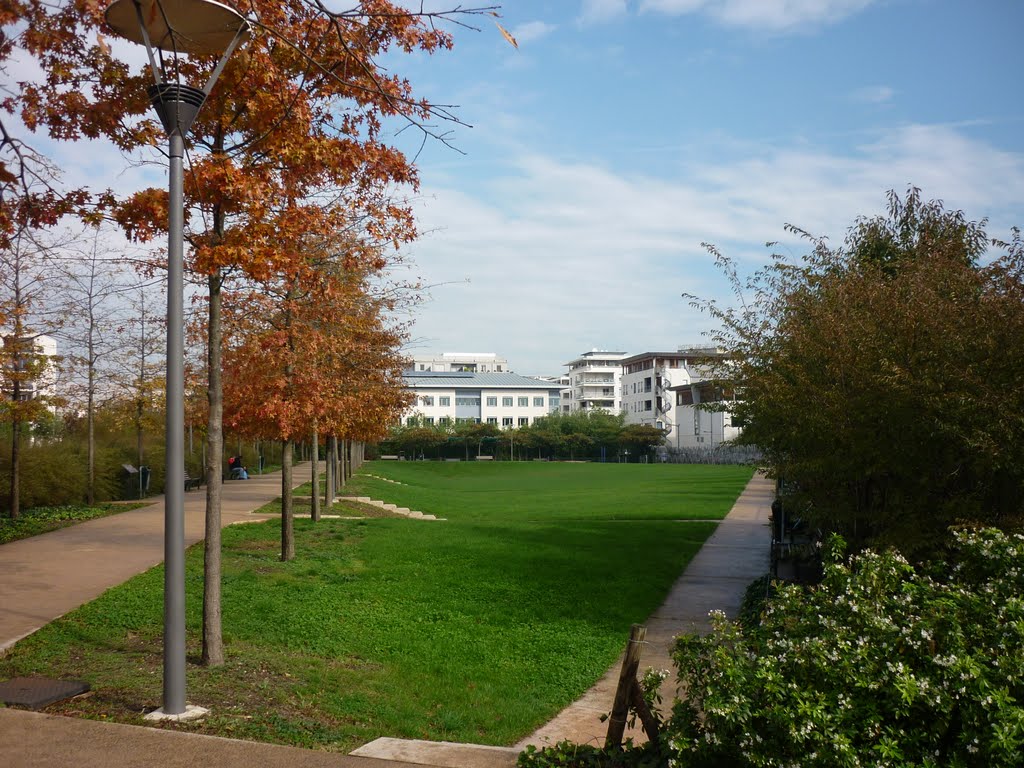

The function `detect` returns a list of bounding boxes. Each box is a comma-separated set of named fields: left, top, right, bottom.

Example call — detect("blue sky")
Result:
left=15, top=1, right=1024, bottom=376
left=389, top=0, right=1024, bottom=374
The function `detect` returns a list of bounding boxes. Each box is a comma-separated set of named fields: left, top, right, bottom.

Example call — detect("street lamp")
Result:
left=104, top=0, right=249, bottom=720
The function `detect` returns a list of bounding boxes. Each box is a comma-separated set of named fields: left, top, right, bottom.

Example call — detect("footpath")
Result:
left=0, top=470, right=772, bottom=768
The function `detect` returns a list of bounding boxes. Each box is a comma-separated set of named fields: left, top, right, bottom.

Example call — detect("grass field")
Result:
left=0, top=461, right=753, bottom=751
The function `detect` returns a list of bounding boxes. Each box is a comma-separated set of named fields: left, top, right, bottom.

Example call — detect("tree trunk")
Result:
left=324, top=434, right=334, bottom=510
left=86, top=328, right=95, bottom=506
left=202, top=267, right=225, bottom=666
left=311, top=426, right=320, bottom=522
left=9, top=387, right=20, bottom=519
left=333, top=435, right=342, bottom=491
left=281, top=439, right=295, bottom=561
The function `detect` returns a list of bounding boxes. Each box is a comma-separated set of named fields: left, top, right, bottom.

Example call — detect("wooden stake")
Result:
left=605, top=624, right=647, bottom=749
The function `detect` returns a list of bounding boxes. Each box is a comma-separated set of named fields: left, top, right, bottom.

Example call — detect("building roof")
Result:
left=621, top=350, right=728, bottom=366
left=404, top=371, right=560, bottom=390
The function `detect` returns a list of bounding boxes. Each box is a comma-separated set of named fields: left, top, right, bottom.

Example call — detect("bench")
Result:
left=476, top=455, right=494, bottom=461
left=380, top=455, right=399, bottom=460
left=184, top=472, right=204, bottom=491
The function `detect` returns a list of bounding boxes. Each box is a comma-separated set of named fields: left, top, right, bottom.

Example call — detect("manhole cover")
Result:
left=0, top=677, right=90, bottom=708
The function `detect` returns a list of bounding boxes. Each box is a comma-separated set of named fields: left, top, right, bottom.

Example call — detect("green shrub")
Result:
left=669, top=529, right=1024, bottom=767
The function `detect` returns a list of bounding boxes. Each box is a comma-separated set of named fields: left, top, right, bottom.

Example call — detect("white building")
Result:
left=409, top=352, right=509, bottom=374
left=563, top=350, right=629, bottom=413
left=670, top=378, right=741, bottom=449
left=402, top=371, right=562, bottom=428
left=620, top=347, right=740, bottom=449
left=3, top=333, right=58, bottom=406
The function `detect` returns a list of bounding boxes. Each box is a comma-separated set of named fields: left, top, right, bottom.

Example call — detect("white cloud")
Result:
left=408, top=124, right=1024, bottom=373
left=639, top=0, right=878, bottom=31
left=851, top=85, right=895, bottom=103
left=512, top=21, right=557, bottom=45
left=578, top=0, right=629, bottom=25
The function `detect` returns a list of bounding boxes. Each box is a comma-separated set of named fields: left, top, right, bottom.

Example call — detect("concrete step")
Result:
left=351, top=737, right=518, bottom=768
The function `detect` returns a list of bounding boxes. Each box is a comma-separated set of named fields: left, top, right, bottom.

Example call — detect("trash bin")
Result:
left=122, top=463, right=138, bottom=499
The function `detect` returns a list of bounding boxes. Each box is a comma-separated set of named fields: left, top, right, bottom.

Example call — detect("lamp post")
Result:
left=104, top=0, right=248, bottom=720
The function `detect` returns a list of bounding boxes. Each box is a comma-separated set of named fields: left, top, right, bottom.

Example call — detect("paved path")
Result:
left=0, top=463, right=312, bottom=652
left=513, top=472, right=773, bottom=750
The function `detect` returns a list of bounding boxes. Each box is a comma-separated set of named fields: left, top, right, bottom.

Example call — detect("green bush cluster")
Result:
left=669, top=529, right=1024, bottom=767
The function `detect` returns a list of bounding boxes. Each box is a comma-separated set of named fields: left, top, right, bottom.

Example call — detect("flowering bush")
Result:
left=668, top=529, right=1024, bottom=767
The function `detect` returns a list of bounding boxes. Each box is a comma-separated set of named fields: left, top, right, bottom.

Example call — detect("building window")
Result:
left=644, top=377, right=652, bottom=392
left=533, top=397, right=544, bottom=407
left=440, top=416, right=451, bottom=425
left=439, top=396, right=450, bottom=406
left=502, top=417, right=513, bottom=427
left=518, top=417, right=529, bottom=426
left=502, top=396, right=513, bottom=407
left=549, top=397, right=559, bottom=408
left=420, top=395, right=434, bottom=406
left=486, top=417, right=497, bottom=424
left=645, top=400, right=652, bottom=411
left=487, top=396, right=497, bottom=407
left=426, top=417, right=434, bottom=425
left=518, top=397, right=528, bottom=407
left=455, top=397, right=481, bottom=406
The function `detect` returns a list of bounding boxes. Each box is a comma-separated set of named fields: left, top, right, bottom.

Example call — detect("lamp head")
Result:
left=105, top=0, right=250, bottom=56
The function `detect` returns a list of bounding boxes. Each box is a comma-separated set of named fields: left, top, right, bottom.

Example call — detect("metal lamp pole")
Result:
left=104, top=0, right=248, bottom=719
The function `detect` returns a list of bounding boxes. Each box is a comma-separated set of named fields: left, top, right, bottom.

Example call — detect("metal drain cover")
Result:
left=0, top=677, right=90, bottom=708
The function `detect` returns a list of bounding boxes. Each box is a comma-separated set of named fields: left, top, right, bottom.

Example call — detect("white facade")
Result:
left=671, top=380, right=741, bottom=449
left=619, top=351, right=692, bottom=446
left=409, top=352, right=509, bottom=374
left=3, top=333, right=58, bottom=406
left=402, top=372, right=561, bottom=428
left=620, top=348, right=740, bottom=449
left=563, top=350, right=628, bottom=413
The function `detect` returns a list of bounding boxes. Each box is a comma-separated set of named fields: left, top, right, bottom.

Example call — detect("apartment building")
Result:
left=620, top=347, right=738, bottom=449
left=402, top=371, right=561, bottom=428
left=409, top=352, right=509, bottom=373
left=563, top=350, right=628, bottom=413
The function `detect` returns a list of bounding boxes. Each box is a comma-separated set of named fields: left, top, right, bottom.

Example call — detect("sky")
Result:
left=14, top=0, right=1024, bottom=377
left=384, top=0, right=1024, bottom=375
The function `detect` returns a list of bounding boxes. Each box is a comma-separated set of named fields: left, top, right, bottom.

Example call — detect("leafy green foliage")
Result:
left=693, top=188, right=1024, bottom=556
left=0, top=502, right=146, bottom=543
left=668, top=528, right=1024, bottom=767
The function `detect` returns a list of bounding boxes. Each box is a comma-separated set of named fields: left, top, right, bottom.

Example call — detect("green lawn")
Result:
left=0, top=461, right=753, bottom=751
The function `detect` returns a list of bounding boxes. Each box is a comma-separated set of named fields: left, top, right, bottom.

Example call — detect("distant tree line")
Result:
left=379, top=410, right=669, bottom=462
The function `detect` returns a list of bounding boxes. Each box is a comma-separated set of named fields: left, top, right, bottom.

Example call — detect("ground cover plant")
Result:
left=0, top=461, right=752, bottom=751
left=0, top=502, right=147, bottom=544
left=667, top=528, right=1024, bottom=766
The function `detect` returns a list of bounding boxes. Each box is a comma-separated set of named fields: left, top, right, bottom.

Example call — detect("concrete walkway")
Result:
left=513, top=472, right=773, bottom=750
left=0, top=463, right=312, bottom=653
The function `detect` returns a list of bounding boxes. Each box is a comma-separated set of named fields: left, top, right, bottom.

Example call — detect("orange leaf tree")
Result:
left=11, top=0, right=491, bottom=663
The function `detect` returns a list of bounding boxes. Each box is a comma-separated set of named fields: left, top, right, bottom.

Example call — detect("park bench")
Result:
left=380, top=455, right=399, bottom=460
left=184, top=472, right=204, bottom=491
left=476, top=455, right=494, bottom=461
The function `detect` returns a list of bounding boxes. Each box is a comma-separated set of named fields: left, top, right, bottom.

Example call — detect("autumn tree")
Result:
left=13, top=0, right=500, bottom=664
left=0, top=227, right=67, bottom=516
left=692, top=189, right=1024, bottom=557
left=222, top=248, right=412, bottom=561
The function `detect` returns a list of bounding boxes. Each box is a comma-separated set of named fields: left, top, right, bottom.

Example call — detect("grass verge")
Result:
left=0, top=462, right=753, bottom=752
left=0, top=502, right=149, bottom=545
